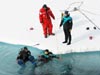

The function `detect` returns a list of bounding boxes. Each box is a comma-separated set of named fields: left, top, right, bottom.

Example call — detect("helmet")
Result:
left=24, top=46, right=28, bottom=50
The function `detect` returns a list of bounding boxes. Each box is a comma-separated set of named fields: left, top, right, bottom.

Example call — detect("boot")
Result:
left=51, top=33, right=55, bottom=35
left=62, top=41, right=67, bottom=43
left=49, top=33, right=55, bottom=36
left=44, top=35, right=47, bottom=38
left=67, top=42, right=71, bottom=45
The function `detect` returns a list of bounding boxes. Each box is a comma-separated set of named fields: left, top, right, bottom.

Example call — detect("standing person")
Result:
left=39, top=4, right=55, bottom=38
left=59, top=11, right=73, bottom=45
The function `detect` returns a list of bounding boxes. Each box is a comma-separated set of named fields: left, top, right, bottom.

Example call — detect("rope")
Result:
left=78, top=9, right=100, bottom=30
left=68, top=2, right=100, bottom=30
left=59, top=1, right=83, bottom=12
left=81, top=9, right=100, bottom=16
left=60, top=1, right=100, bottom=16
left=67, top=1, right=84, bottom=12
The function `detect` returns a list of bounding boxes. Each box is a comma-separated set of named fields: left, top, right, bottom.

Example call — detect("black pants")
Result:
left=63, top=28, right=71, bottom=43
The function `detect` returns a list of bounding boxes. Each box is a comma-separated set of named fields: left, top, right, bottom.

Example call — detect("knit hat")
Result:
left=43, top=4, right=47, bottom=8
left=64, top=11, right=69, bottom=15
left=24, top=46, right=28, bottom=50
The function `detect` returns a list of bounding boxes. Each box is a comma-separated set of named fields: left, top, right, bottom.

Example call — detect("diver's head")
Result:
left=44, top=49, right=49, bottom=54
left=24, top=46, right=28, bottom=50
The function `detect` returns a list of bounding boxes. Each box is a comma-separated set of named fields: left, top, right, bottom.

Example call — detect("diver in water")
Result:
left=16, top=47, right=36, bottom=66
left=38, top=49, right=59, bottom=63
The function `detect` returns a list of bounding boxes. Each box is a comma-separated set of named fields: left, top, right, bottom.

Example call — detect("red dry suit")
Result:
left=39, top=7, right=55, bottom=37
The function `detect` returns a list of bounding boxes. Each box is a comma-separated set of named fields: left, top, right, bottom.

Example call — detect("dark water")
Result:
left=0, top=42, right=100, bottom=75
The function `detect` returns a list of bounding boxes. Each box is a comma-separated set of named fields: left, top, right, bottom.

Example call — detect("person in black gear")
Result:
left=17, top=47, right=36, bottom=66
left=59, top=11, right=73, bottom=45
left=17, top=47, right=31, bottom=63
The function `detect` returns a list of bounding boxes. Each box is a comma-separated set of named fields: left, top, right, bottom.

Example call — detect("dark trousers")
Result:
left=63, top=28, right=71, bottom=43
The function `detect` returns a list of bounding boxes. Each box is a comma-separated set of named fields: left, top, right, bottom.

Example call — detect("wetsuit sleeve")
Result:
left=60, top=18, right=64, bottom=27
left=51, top=55, right=59, bottom=58
left=49, top=52, right=59, bottom=59
left=52, top=54, right=60, bottom=59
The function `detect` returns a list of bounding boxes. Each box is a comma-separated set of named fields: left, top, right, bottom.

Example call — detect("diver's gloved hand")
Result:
left=57, top=56, right=61, bottom=60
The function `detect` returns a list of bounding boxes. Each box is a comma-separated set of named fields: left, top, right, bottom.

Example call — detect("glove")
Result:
left=53, top=17, right=55, bottom=20
left=59, top=24, right=62, bottom=28
left=53, top=16, right=55, bottom=20
left=69, top=29, right=72, bottom=32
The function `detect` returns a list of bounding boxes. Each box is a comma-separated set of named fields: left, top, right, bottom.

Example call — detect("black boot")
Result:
left=67, top=42, right=71, bottom=45
left=44, top=35, right=47, bottom=38
left=62, top=41, right=67, bottom=43
left=50, top=33, right=55, bottom=36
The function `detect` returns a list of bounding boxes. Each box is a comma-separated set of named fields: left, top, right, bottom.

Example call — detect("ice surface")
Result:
left=0, top=42, right=100, bottom=75
left=0, top=0, right=100, bottom=54
left=0, top=0, right=100, bottom=75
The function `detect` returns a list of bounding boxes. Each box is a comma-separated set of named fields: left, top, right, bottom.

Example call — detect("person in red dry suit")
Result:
left=39, top=4, right=55, bottom=38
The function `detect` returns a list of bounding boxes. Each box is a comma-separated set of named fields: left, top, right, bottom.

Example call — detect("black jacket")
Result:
left=17, top=50, right=31, bottom=62
left=60, top=15, right=73, bottom=30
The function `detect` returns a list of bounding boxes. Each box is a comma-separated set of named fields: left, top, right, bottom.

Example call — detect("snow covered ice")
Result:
left=0, top=0, right=100, bottom=75
left=0, top=0, right=100, bottom=54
